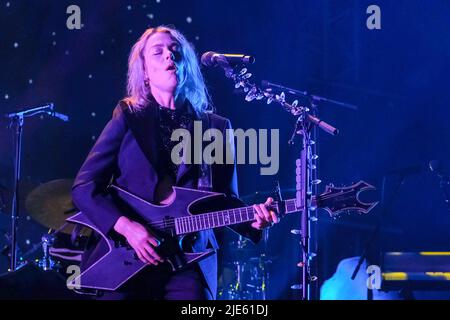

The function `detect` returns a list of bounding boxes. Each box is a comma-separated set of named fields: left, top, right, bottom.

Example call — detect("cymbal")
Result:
left=25, top=179, right=89, bottom=236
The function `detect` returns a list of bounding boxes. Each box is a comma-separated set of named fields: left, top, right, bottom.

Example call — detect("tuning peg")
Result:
left=312, top=179, right=322, bottom=185
left=309, top=276, right=318, bottom=282
left=311, top=154, right=319, bottom=160
left=291, top=284, right=303, bottom=290
left=290, top=229, right=302, bottom=235
left=311, top=164, right=317, bottom=170
left=309, top=140, right=316, bottom=145
left=309, top=216, right=318, bottom=222
left=297, top=262, right=305, bottom=267
left=239, top=68, right=248, bottom=76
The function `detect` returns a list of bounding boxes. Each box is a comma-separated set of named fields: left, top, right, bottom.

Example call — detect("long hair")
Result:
left=125, top=26, right=211, bottom=113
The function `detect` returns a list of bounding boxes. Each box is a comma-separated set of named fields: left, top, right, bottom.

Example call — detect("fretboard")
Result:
left=174, top=197, right=308, bottom=235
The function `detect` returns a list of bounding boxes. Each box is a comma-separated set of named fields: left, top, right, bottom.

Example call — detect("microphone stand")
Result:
left=215, top=63, right=345, bottom=300
left=4, top=103, right=67, bottom=271
left=259, top=81, right=356, bottom=300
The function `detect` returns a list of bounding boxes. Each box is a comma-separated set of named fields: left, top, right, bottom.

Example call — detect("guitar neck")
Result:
left=174, top=197, right=311, bottom=235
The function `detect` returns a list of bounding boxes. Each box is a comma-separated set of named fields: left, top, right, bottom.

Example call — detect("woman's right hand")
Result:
left=113, top=216, right=165, bottom=265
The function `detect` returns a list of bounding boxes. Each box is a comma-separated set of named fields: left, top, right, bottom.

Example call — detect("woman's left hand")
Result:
left=251, top=197, right=279, bottom=230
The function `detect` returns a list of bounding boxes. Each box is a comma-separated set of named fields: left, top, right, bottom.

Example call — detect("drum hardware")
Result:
left=2, top=178, right=90, bottom=273
left=37, top=234, right=58, bottom=271
left=220, top=234, right=273, bottom=300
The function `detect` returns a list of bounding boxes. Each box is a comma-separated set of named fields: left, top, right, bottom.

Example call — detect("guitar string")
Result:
left=144, top=189, right=361, bottom=230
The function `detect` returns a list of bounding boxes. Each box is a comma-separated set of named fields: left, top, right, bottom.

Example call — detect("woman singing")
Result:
left=71, top=26, right=278, bottom=300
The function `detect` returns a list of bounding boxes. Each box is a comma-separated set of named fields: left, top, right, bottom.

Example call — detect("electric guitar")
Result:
left=67, top=180, right=378, bottom=291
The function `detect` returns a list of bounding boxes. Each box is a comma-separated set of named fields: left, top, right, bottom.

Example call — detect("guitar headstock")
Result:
left=316, top=180, right=379, bottom=218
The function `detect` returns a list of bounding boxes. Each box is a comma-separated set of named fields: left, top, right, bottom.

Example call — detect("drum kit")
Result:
left=218, top=236, right=273, bottom=300
left=0, top=178, right=93, bottom=298
left=0, top=179, right=89, bottom=275
left=217, top=190, right=283, bottom=301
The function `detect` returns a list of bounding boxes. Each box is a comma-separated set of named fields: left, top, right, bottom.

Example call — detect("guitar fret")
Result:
left=181, top=217, right=188, bottom=233
left=247, top=207, right=253, bottom=221
left=219, top=212, right=224, bottom=226
left=179, top=217, right=183, bottom=234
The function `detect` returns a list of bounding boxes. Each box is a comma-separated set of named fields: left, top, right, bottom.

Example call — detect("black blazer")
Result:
left=71, top=99, right=261, bottom=299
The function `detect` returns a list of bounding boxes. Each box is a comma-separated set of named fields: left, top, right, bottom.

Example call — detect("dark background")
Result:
left=0, top=0, right=449, bottom=299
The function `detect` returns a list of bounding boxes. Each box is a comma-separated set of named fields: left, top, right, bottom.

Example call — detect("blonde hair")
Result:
left=124, top=26, right=211, bottom=113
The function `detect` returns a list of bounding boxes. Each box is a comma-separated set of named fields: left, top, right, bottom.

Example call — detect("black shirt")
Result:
left=158, top=106, right=192, bottom=180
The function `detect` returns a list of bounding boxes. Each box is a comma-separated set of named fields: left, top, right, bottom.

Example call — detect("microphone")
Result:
left=48, top=111, right=70, bottom=122
left=201, top=51, right=255, bottom=67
